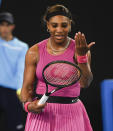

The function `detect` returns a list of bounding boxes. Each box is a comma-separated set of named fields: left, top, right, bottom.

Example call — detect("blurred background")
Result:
left=0, top=0, right=112, bottom=131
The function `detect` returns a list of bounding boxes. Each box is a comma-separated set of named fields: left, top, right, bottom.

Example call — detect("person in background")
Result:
left=0, top=12, right=29, bottom=131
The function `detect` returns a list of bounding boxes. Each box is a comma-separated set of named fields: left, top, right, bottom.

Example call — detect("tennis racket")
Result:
left=38, top=60, right=82, bottom=105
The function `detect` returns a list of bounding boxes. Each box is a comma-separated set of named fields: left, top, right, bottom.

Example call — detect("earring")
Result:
left=47, top=28, right=50, bottom=32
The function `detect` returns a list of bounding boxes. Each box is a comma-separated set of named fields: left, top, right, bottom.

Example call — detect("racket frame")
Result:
left=38, top=60, right=82, bottom=105
left=42, top=60, right=82, bottom=88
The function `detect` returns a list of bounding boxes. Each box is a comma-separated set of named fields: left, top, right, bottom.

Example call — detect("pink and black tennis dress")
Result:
left=25, top=38, right=93, bottom=131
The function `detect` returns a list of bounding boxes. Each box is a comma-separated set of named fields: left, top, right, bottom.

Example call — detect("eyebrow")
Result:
left=50, top=22, right=68, bottom=24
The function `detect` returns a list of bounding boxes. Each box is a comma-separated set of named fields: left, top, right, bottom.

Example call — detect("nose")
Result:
left=56, top=26, right=63, bottom=33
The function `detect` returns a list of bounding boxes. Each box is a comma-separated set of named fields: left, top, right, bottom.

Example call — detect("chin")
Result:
left=1, top=34, right=8, bottom=38
left=54, top=37, right=66, bottom=44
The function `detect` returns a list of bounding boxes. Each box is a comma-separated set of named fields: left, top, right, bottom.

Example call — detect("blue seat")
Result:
left=101, top=80, right=113, bottom=131
left=0, top=0, right=2, bottom=7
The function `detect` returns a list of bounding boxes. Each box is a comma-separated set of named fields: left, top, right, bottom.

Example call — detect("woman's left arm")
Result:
left=75, top=32, right=95, bottom=88
left=77, top=51, right=93, bottom=88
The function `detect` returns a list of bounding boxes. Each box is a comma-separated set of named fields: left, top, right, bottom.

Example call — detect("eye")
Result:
left=52, top=24, right=57, bottom=28
left=62, top=23, right=68, bottom=28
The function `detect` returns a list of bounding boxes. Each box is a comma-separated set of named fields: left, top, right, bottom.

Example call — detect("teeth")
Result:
left=55, top=35, right=64, bottom=39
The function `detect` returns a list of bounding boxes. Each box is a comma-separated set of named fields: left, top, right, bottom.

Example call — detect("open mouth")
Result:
left=55, top=35, right=65, bottom=40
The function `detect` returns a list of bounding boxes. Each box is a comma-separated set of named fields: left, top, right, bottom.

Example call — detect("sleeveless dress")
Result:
left=25, top=38, right=93, bottom=131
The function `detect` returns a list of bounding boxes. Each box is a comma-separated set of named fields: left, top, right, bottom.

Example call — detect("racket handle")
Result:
left=38, top=94, right=49, bottom=105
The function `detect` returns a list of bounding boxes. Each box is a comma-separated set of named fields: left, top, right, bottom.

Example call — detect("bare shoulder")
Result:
left=25, top=43, right=39, bottom=65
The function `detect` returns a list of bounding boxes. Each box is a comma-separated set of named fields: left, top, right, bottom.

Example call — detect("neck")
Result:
left=0, top=34, right=13, bottom=41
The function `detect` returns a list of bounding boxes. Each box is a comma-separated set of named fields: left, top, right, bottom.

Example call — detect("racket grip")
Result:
left=38, top=94, right=49, bottom=105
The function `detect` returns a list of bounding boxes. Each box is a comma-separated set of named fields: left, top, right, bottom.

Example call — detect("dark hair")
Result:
left=43, top=4, right=74, bottom=23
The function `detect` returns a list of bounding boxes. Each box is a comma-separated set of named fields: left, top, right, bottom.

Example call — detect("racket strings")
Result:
left=44, top=63, right=80, bottom=86
left=45, top=68, right=79, bottom=82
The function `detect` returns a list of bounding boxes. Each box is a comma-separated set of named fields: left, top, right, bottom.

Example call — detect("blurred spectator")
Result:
left=0, top=12, right=28, bottom=131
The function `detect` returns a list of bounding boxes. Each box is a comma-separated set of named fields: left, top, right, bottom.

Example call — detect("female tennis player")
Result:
left=20, top=4, right=95, bottom=131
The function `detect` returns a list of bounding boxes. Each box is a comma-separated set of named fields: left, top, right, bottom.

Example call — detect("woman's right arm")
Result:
left=20, top=44, right=47, bottom=113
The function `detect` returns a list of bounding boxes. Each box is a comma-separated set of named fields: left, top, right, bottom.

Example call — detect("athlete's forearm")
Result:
left=20, top=85, right=34, bottom=103
left=78, top=63, right=93, bottom=88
